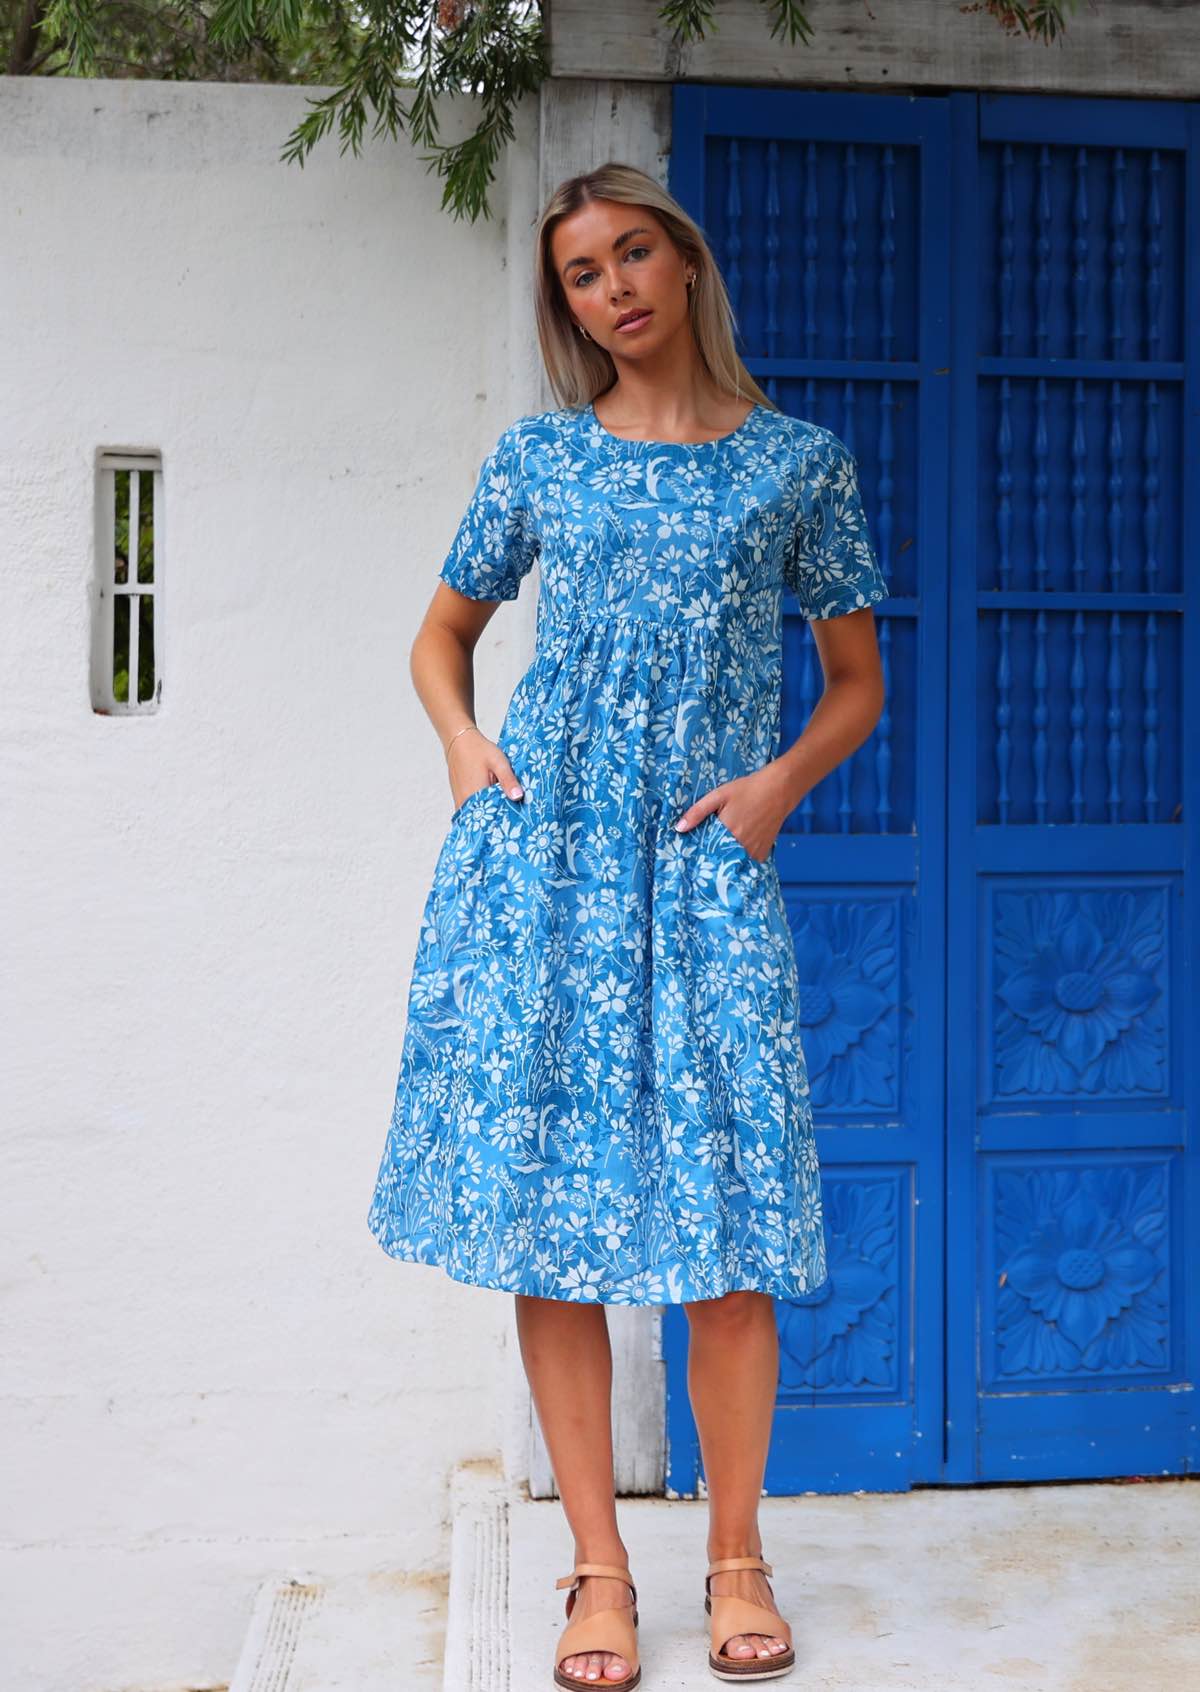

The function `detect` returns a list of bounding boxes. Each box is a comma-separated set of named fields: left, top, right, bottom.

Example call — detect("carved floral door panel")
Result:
left=946, top=94, right=1196, bottom=1485
left=663, top=87, right=1197, bottom=1493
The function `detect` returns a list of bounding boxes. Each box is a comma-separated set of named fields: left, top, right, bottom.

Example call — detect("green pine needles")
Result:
left=23, top=1, right=1082, bottom=222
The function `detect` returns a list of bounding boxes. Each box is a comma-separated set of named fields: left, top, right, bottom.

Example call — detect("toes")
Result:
left=720, top=1630, right=788, bottom=1660
left=580, top=1651, right=626, bottom=1682
left=567, top=1651, right=625, bottom=1683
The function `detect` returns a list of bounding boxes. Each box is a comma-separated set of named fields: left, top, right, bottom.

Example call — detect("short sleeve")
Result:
left=785, top=430, right=888, bottom=620
left=437, top=422, right=539, bottom=602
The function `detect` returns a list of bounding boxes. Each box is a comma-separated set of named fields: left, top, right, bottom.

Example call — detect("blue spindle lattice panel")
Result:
left=665, top=86, right=1199, bottom=1496
left=947, top=93, right=1197, bottom=1483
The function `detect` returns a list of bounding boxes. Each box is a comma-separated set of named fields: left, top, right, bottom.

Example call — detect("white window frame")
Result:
left=92, top=450, right=164, bottom=714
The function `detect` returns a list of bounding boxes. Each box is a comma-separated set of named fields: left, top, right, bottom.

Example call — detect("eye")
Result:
left=571, top=245, right=652, bottom=287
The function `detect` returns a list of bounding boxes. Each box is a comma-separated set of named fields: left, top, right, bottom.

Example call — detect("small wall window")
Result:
left=92, top=451, right=162, bottom=713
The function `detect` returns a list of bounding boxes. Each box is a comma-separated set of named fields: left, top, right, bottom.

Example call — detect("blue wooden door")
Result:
left=663, top=86, right=1199, bottom=1493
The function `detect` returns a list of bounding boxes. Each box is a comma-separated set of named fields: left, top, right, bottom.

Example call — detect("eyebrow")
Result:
left=561, top=226, right=653, bottom=277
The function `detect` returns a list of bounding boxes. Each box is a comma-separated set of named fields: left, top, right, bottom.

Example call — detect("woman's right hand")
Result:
left=446, top=725, right=525, bottom=810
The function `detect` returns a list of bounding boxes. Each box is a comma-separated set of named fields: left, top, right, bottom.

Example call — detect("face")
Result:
left=550, top=199, right=695, bottom=358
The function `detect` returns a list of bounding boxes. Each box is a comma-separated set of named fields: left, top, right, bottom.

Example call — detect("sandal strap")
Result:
left=555, top=1570, right=639, bottom=1673
left=557, top=1604, right=639, bottom=1667
left=706, top=1555, right=773, bottom=1585
left=555, top=1562, right=636, bottom=1594
left=709, top=1592, right=793, bottom=1653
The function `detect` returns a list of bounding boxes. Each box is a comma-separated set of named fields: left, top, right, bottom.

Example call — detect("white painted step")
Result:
left=228, top=1567, right=445, bottom=1692
left=448, top=1468, right=1199, bottom=1692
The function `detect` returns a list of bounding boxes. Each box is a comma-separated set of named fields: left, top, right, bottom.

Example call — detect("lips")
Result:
left=615, top=309, right=653, bottom=330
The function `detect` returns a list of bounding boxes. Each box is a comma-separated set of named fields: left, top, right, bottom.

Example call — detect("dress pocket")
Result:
left=450, top=780, right=502, bottom=826
left=683, top=810, right=771, bottom=924
left=709, top=810, right=771, bottom=867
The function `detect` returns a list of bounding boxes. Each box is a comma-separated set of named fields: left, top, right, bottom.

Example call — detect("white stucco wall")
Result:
left=0, top=74, right=541, bottom=1691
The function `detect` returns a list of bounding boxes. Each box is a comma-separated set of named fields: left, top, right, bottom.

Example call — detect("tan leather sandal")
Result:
left=552, top=1562, right=641, bottom=1690
left=704, top=1555, right=795, bottom=1681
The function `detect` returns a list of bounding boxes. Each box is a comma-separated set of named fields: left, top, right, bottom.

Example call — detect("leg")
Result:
left=683, top=1290, right=790, bottom=1661
left=513, top=1294, right=635, bottom=1683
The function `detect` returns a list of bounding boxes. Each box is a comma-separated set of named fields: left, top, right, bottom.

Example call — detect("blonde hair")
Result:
left=533, top=161, right=780, bottom=415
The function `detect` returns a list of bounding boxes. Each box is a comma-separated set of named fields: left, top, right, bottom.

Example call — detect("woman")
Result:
left=367, top=162, right=887, bottom=1688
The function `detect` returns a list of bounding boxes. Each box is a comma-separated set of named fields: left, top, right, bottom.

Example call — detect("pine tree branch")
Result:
left=20, top=0, right=1090, bottom=221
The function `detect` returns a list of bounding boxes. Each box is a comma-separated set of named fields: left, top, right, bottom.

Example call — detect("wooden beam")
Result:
left=548, top=0, right=1200, bottom=100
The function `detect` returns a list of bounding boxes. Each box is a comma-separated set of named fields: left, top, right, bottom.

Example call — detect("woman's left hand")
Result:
left=673, top=767, right=794, bottom=862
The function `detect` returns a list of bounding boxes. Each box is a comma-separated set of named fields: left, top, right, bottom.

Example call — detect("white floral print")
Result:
left=367, top=401, right=887, bottom=1303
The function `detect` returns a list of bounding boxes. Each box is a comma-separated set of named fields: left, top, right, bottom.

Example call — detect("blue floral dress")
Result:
left=367, top=400, right=887, bottom=1304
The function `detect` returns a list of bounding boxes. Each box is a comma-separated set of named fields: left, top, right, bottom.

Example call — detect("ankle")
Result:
left=707, top=1544, right=765, bottom=1563
left=572, top=1546, right=630, bottom=1570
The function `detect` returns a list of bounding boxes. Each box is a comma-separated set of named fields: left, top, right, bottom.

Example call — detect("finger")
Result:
left=674, top=794, right=720, bottom=832
left=492, top=759, right=524, bottom=801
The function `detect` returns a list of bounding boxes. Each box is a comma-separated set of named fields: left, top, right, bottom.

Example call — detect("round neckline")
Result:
left=585, top=398, right=764, bottom=449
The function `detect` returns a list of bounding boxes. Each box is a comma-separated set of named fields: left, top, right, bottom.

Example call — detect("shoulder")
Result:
left=502, top=407, right=577, bottom=443
left=495, top=407, right=587, bottom=480
left=484, top=408, right=576, bottom=467
left=778, top=422, right=864, bottom=509
left=749, top=407, right=845, bottom=474
left=781, top=417, right=854, bottom=474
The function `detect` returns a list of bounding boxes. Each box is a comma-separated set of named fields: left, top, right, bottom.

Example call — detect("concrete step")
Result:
left=228, top=1566, right=446, bottom=1691
left=448, top=1467, right=1199, bottom=1692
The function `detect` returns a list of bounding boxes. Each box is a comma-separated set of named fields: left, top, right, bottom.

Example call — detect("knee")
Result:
left=684, top=1289, right=773, bottom=1329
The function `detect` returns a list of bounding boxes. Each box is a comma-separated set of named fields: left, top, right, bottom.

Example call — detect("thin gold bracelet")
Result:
left=444, top=723, right=482, bottom=760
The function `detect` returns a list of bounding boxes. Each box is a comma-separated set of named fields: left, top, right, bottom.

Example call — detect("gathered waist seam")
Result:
left=539, top=606, right=725, bottom=642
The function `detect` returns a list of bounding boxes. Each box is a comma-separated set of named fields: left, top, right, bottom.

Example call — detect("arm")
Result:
left=411, top=583, right=526, bottom=807
left=411, top=419, right=539, bottom=809
left=673, top=608, right=884, bottom=862
left=761, top=605, right=885, bottom=818
left=675, top=427, right=888, bottom=859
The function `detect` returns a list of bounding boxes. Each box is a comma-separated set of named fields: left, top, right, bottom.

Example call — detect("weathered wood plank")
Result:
left=537, top=77, right=672, bottom=276
left=548, top=0, right=1200, bottom=98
